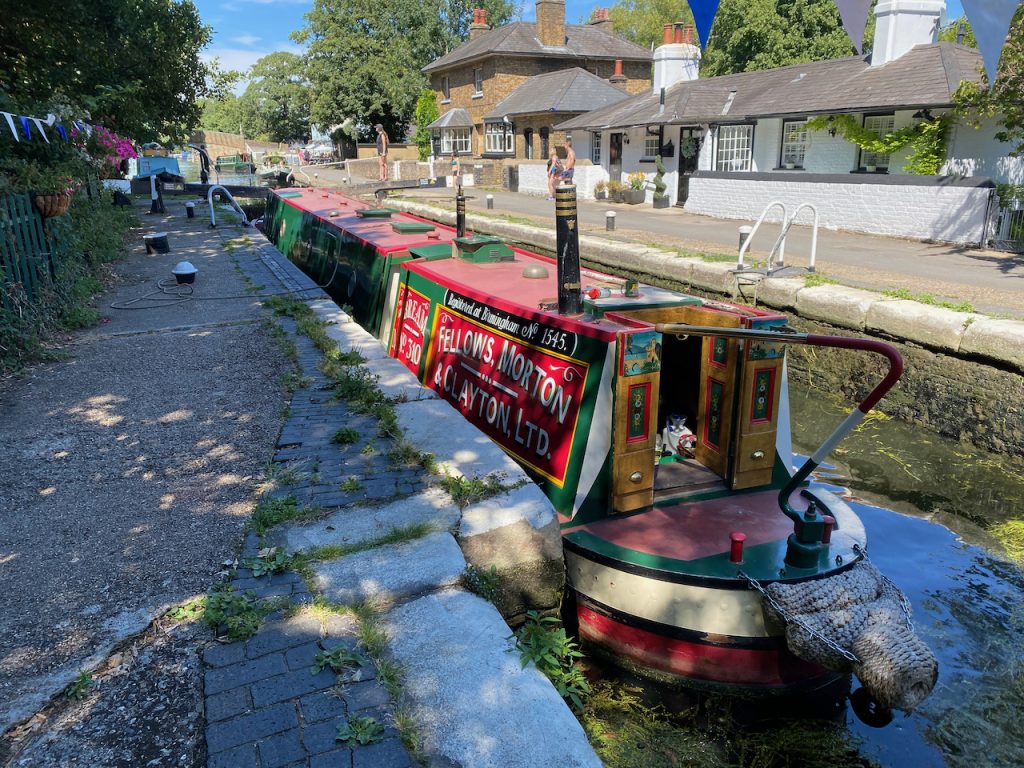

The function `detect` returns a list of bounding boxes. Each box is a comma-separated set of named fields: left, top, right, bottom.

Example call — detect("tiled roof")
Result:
left=557, top=43, right=985, bottom=130
left=427, top=109, right=474, bottom=129
left=483, top=68, right=631, bottom=119
left=423, top=22, right=652, bottom=73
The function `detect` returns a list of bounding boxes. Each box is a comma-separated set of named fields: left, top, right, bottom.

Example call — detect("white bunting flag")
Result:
left=1, top=112, right=19, bottom=142
left=836, top=0, right=874, bottom=54
left=30, top=117, right=50, bottom=143
left=961, top=0, right=1021, bottom=84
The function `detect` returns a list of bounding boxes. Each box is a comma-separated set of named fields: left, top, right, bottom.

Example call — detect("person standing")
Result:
left=375, top=123, right=389, bottom=182
left=546, top=148, right=560, bottom=201
left=451, top=150, right=461, bottom=193
left=560, top=136, right=576, bottom=185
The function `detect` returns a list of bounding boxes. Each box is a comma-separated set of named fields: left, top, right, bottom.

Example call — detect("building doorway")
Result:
left=609, top=133, right=623, bottom=183
left=676, top=127, right=702, bottom=206
left=524, top=128, right=534, bottom=160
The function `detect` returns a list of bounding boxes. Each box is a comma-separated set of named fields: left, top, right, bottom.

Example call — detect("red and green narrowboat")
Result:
left=262, top=186, right=904, bottom=694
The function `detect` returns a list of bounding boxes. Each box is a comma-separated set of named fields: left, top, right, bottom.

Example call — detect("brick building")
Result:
left=422, top=2, right=652, bottom=162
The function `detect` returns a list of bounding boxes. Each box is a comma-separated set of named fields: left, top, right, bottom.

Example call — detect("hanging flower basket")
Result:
left=33, top=192, right=73, bottom=219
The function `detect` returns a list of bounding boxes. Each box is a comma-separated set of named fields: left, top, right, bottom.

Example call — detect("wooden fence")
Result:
left=0, top=177, right=101, bottom=309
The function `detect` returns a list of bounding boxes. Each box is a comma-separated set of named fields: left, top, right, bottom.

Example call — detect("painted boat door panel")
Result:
left=732, top=329, right=786, bottom=490
left=611, top=329, right=660, bottom=512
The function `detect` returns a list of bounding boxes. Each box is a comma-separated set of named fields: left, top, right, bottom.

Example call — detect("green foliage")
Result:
left=251, top=496, right=323, bottom=535
left=462, top=564, right=500, bottom=602
left=804, top=114, right=950, bottom=175
left=414, top=90, right=439, bottom=161
left=0, top=0, right=215, bottom=143
left=990, top=520, right=1024, bottom=563
left=244, top=546, right=293, bottom=578
left=439, top=472, right=511, bottom=508
left=311, top=645, right=367, bottom=674
left=701, top=0, right=856, bottom=78
left=335, top=715, right=385, bottom=746
left=204, top=586, right=279, bottom=640
left=168, top=598, right=206, bottom=622
left=995, top=183, right=1024, bottom=207
left=881, top=288, right=974, bottom=313
left=652, top=155, right=667, bottom=198
left=64, top=671, right=93, bottom=700
left=340, top=477, right=363, bottom=492
left=626, top=170, right=647, bottom=191
left=0, top=191, right=136, bottom=374
left=605, top=0, right=693, bottom=49
left=240, top=52, right=311, bottom=143
left=331, top=427, right=362, bottom=445
left=803, top=273, right=839, bottom=287
left=951, top=7, right=1024, bottom=155
left=295, top=0, right=516, bottom=140
left=511, top=611, right=591, bottom=710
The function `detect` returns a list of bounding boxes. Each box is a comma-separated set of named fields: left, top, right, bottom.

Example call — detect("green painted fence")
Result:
left=0, top=178, right=100, bottom=310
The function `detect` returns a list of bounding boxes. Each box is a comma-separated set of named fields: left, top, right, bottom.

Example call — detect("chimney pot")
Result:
left=663, top=24, right=673, bottom=45
left=674, top=25, right=683, bottom=44
left=682, top=25, right=694, bottom=45
left=614, top=58, right=623, bottom=76
left=480, top=8, right=487, bottom=25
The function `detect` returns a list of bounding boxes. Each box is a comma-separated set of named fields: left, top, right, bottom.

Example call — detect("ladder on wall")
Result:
left=734, top=200, right=819, bottom=278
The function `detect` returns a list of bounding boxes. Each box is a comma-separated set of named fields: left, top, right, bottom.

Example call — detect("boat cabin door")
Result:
left=610, top=329, right=660, bottom=512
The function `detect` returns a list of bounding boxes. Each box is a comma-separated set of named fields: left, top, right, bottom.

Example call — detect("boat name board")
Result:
left=425, top=290, right=589, bottom=486
left=443, top=290, right=578, bottom=357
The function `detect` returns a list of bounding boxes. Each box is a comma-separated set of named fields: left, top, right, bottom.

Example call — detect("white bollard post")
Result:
left=606, top=211, right=616, bottom=231
left=486, top=194, right=494, bottom=209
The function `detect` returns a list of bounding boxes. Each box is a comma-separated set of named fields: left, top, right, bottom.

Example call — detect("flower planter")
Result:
left=33, top=192, right=73, bottom=219
left=652, top=195, right=670, bottom=209
left=624, top=189, right=645, bottom=205
left=594, top=190, right=607, bottom=200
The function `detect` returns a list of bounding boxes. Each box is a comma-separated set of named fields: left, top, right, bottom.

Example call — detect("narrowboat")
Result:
left=262, top=186, right=918, bottom=697
left=214, top=153, right=256, bottom=174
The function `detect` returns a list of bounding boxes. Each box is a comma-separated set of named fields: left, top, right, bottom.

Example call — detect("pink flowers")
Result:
left=86, top=126, right=138, bottom=178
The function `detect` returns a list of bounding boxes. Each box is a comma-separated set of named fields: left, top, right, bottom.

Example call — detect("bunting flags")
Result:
left=0, top=110, right=93, bottom=143
left=835, top=0, right=874, bottom=54
left=690, top=0, right=721, bottom=51
left=961, top=0, right=1021, bottom=84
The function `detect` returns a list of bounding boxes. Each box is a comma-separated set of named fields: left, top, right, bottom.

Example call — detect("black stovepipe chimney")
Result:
left=456, top=191, right=466, bottom=237
left=554, top=182, right=582, bottom=315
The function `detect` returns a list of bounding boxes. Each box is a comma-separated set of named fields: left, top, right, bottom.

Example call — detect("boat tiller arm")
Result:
left=776, top=335, right=902, bottom=566
left=655, top=325, right=903, bottom=568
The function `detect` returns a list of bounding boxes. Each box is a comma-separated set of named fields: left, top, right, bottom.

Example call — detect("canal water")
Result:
left=589, top=384, right=1024, bottom=768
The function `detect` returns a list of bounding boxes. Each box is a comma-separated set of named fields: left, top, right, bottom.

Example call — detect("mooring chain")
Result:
left=740, top=571, right=861, bottom=664
left=852, top=544, right=915, bottom=632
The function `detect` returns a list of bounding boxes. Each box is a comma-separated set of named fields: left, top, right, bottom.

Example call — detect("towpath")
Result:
left=309, top=166, right=1022, bottom=317
left=0, top=198, right=599, bottom=768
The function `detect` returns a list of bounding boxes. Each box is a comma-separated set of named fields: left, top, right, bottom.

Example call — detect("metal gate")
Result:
left=991, top=200, right=1024, bottom=252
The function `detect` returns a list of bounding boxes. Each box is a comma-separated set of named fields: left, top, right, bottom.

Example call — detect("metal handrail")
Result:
left=737, top=200, right=787, bottom=269
left=207, top=185, right=250, bottom=228
left=654, top=324, right=903, bottom=527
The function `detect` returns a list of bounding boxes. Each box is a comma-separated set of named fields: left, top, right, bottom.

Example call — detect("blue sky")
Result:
left=194, top=0, right=966, bottom=80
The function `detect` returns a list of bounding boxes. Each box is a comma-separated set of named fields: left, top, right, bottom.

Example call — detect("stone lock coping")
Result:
left=388, top=199, right=1024, bottom=375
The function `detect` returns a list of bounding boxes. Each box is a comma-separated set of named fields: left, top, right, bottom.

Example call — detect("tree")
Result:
left=701, top=0, right=854, bottom=77
left=606, top=0, right=695, bottom=50
left=414, top=91, right=440, bottom=160
left=295, top=0, right=516, bottom=141
left=240, top=52, right=311, bottom=143
left=199, top=95, right=247, bottom=135
left=0, top=0, right=214, bottom=143
left=948, top=9, right=1024, bottom=156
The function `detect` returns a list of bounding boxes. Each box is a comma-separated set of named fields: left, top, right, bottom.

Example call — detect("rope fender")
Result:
left=762, top=560, right=938, bottom=713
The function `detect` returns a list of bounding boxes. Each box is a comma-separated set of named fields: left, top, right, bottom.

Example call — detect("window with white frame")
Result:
left=861, top=114, right=895, bottom=169
left=441, top=128, right=471, bottom=154
left=441, top=76, right=450, bottom=101
left=715, top=124, right=753, bottom=171
left=643, top=134, right=660, bottom=159
left=780, top=120, right=808, bottom=168
left=473, top=68, right=483, bottom=95
left=591, top=132, right=601, bottom=164
left=484, top=122, right=513, bottom=154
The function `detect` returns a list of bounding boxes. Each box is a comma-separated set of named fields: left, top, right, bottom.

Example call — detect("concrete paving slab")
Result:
left=267, top=488, right=460, bottom=555
left=796, top=284, right=878, bottom=330
left=313, top=532, right=466, bottom=607
left=866, top=300, right=974, bottom=352
left=960, top=318, right=1024, bottom=373
left=382, top=589, right=602, bottom=768
left=754, top=277, right=805, bottom=311
left=323, top=323, right=388, bottom=361
left=459, top=483, right=555, bottom=538
left=395, top=399, right=525, bottom=480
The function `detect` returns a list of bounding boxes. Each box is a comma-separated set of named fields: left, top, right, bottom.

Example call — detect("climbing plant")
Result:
left=804, top=114, right=950, bottom=175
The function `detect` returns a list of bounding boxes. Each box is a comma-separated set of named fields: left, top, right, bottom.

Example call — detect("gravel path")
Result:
left=0, top=202, right=290, bottom=743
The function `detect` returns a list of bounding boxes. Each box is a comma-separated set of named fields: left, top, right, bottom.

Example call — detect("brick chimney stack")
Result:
left=536, top=0, right=566, bottom=48
left=470, top=8, right=489, bottom=40
left=589, top=7, right=614, bottom=34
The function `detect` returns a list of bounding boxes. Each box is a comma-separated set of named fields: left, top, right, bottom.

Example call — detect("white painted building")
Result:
left=556, top=1, right=1023, bottom=246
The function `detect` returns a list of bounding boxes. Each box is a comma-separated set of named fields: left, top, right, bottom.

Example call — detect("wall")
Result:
left=684, top=173, right=994, bottom=244
left=517, top=160, right=603, bottom=198
left=355, top=143, right=421, bottom=161
left=945, top=117, right=1024, bottom=185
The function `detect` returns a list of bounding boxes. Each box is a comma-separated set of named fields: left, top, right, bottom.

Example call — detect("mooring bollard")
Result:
left=185, top=201, right=195, bottom=219
left=144, top=232, right=170, bottom=254
left=606, top=211, right=616, bottom=231
left=738, top=225, right=752, bottom=253
left=486, top=194, right=494, bottom=210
